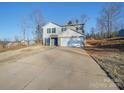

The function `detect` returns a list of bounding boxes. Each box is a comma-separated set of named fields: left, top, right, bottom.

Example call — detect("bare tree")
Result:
left=0, top=38, right=8, bottom=48
left=80, top=14, right=88, bottom=24
left=91, top=27, right=96, bottom=39
left=14, top=36, right=20, bottom=42
left=120, top=22, right=124, bottom=29
left=96, top=17, right=107, bottom=38
left=75, top=19, right=79, bottom=24
left=21, top=18, right=28, bottom=42
left=31, top=10, right=45, bottom=44
left=80, top=14, right=88, bottom=34
left=67, top=14, right=88, bottom=25
left=100, top=3, right=122, bottom=38
left=66, top=18, right=78, bottom=25
left=21, top=17, right=32, bottom=46
left=86, top=32, right=91, bottom=39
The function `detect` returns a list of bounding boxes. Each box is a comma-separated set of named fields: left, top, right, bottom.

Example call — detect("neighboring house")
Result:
left=21, top=40, right=36, bottom=46
left=118, top=29, right=124, bottom=37
left=7, top=40, right=36, bottom=48
left=42, top=22, right=85, bottom=48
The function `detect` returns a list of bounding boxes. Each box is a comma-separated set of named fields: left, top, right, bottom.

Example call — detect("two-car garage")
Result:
left=58, top=29, right=85, bottom=48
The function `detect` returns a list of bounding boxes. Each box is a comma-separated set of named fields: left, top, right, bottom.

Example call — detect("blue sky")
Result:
left=0, top=2, right=124, bottom=40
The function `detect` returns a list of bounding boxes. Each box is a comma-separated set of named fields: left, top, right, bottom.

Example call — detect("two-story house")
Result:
left=42, top=22, right=85, bottom=48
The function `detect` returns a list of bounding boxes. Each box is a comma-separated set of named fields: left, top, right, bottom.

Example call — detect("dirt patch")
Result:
left=92, top=56, right=124, bottom=89
left=85, top=48, right=119, bottom=57
left=0, top=46, right=27, bottom=53
left=20, top=49, right=34, bottom=52
left=0, top=46, right=55, bottom=64
left=86, top=37, right=124, bottom=51
left=85, top=47, right=124, bottom=89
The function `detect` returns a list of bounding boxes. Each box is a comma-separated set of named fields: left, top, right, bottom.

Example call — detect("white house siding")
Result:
left=42, top=22, right=62, bottom=45
left=59, top=29, right=83, bottom=37
left=42, top=22, right=85, bottom=48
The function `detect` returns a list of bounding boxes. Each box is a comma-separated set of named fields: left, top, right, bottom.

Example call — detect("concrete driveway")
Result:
left=0, top=46, right=118, bottom=90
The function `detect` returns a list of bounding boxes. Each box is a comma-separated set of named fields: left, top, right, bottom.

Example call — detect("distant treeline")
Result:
left=86, top=3, right=124, bottom=40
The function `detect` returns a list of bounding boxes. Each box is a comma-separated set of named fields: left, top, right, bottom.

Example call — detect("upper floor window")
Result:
left=52, top=28, right=56, bottom=33
left=76, top=27, right=79, bottom=31
left=79, top=26, right=83, bottom=30
left=47, top=28, right=51, bottom=33
left=62, top=28, right=66, bottom=32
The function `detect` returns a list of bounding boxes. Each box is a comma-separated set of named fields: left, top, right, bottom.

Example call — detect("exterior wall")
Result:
left=58, top=37, right=61, bottom=46
left=42, top=22, right=85, bottom=47
left=59, top=29, right=84, bottom=37
left=50, top=38, right=54, bottom=46
left=42, top=22, right=62, bottom=45
left=64, top=24, right=84, bottom=34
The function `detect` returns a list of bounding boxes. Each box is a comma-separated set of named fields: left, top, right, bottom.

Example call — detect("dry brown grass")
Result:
left=86, top=37, right=124, bottom=47
left=0, top=45, right=27, bottom=53
left=85, top=37, right=124, bottom=89
left=85, top=46, right=124, bottom=89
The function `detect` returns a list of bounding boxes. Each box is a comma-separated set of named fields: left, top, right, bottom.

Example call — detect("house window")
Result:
left=45, top=38, right=50, bottom=45
left=76, top=27, right=79, bottom=31
left=47, top=28, right=51, bottom=33
left=62, top=28, right=66, bottom=32
left=52, top=28, right=56, bottom=33
left=80, top=27, right=83, bottom=30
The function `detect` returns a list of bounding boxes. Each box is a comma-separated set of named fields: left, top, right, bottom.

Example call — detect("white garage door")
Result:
left=61, top=37, right=84, bottom=48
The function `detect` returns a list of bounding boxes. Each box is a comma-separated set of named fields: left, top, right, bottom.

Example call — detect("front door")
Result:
left=54, top=37, right=58, bottom=46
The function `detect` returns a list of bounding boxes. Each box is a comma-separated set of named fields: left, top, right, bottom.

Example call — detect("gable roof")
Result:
left=69, top=28, right=84, bottom=35
left=58, top=29, right=84, bottom=37
left=42, top=22, right=62, bottom=28
left=50, top=22, right=62, bottom=27
left=43, top=22, right=84, bottom=28
left=64, top=23, right=84, bottom=26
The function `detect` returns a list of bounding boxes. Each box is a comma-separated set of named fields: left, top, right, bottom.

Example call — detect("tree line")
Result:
left=86, top=3, right=124, bottom=39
